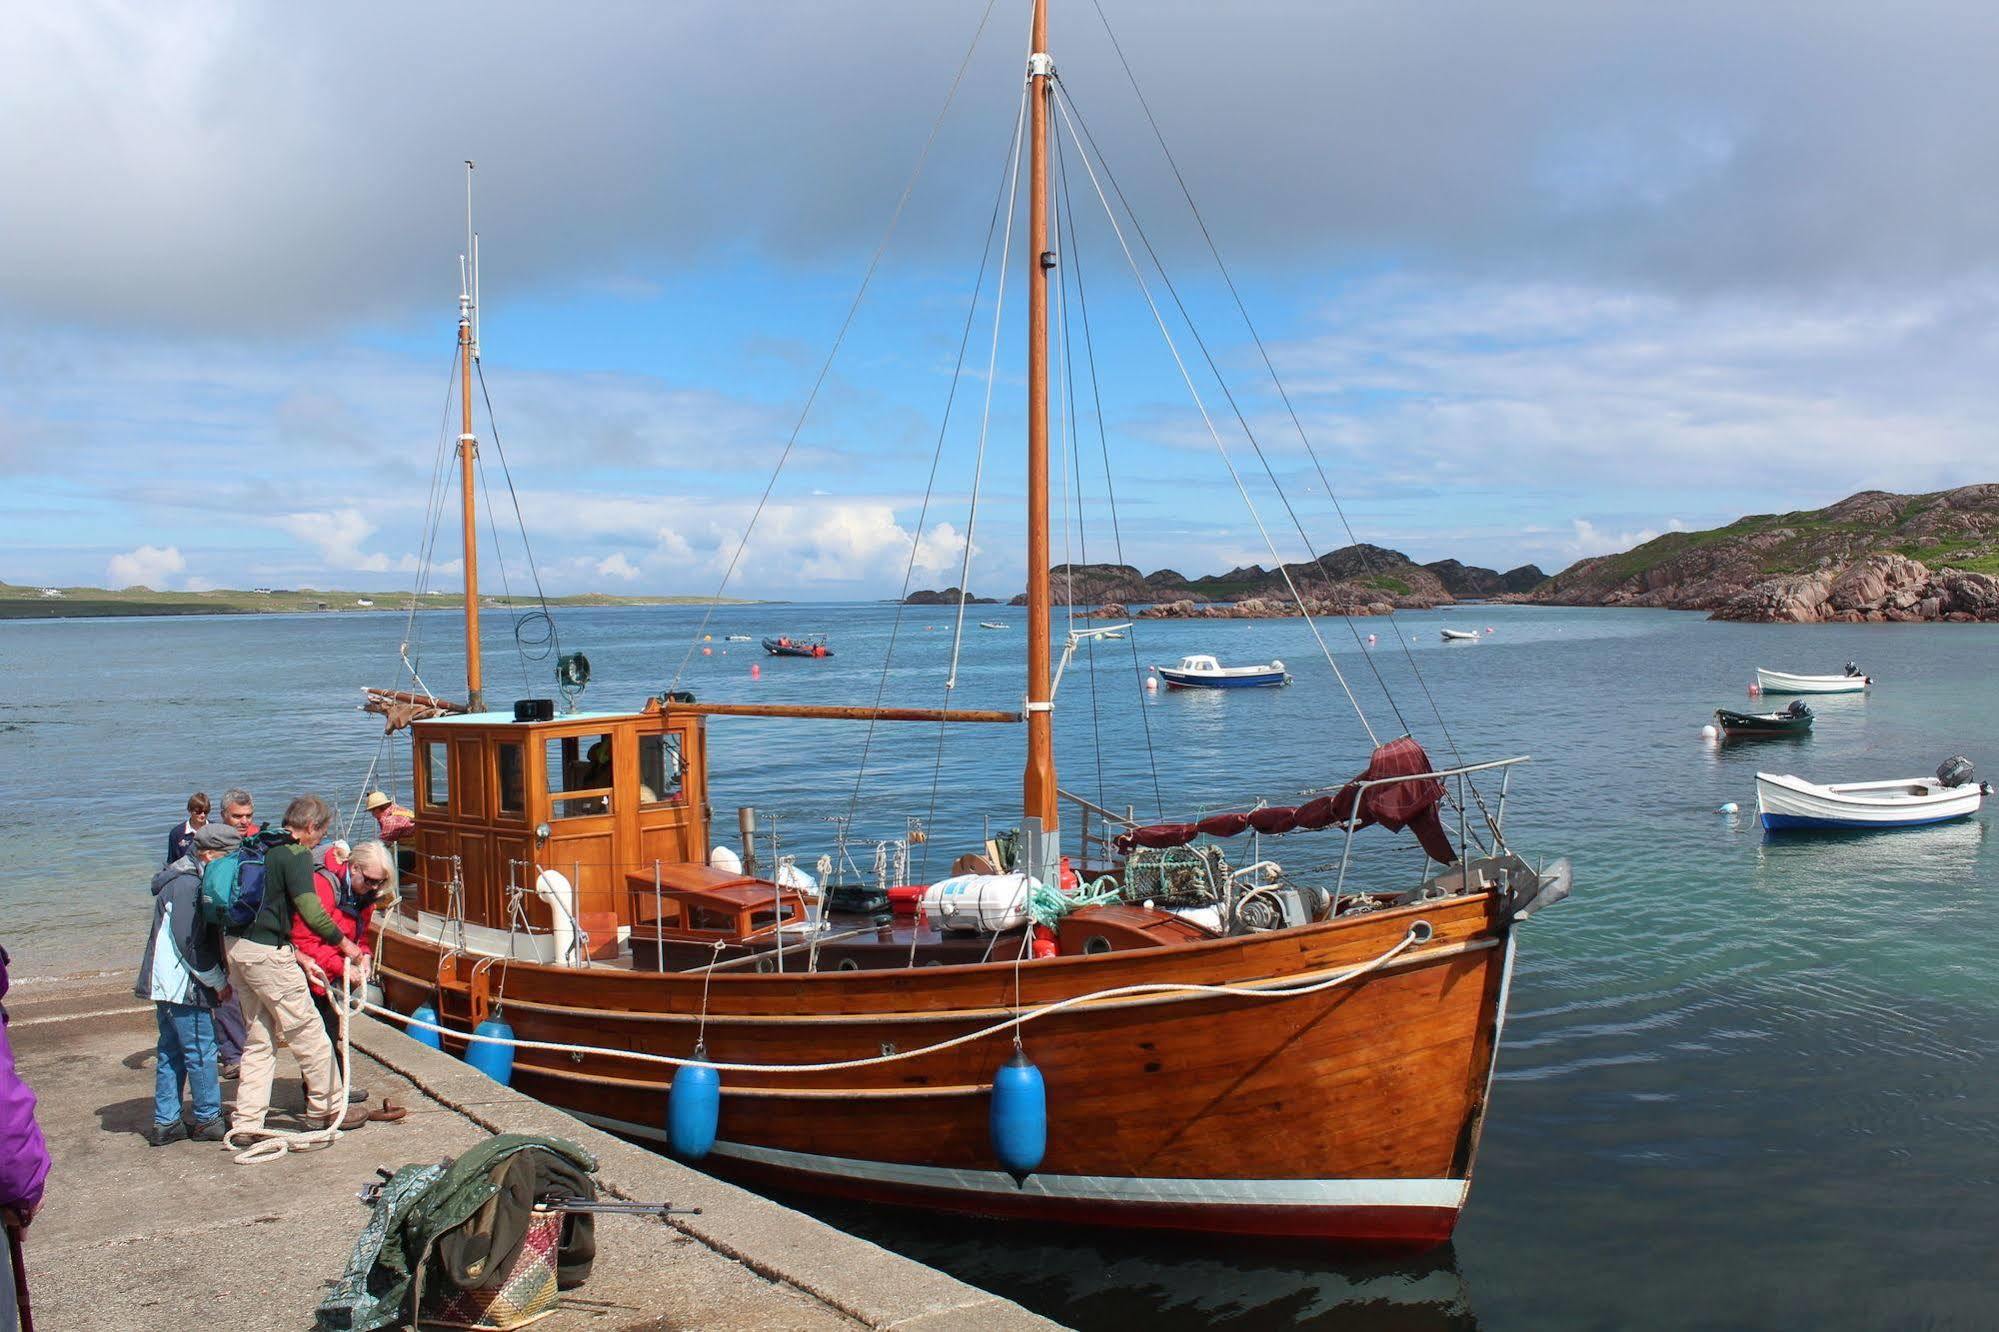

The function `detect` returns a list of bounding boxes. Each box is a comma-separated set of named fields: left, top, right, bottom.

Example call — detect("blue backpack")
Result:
left=203, top=828, right=295, bottom=931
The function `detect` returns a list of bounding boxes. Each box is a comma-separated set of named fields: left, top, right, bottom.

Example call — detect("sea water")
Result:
left=3, top=602, right=1995, bottom=1327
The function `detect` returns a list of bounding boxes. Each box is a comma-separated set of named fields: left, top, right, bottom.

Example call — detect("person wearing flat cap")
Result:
left=363, top=790, right=415, bottom=844
left=135, top=821, right=239, bottom=1145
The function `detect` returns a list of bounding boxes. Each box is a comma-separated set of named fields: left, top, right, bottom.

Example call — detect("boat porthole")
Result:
left=755, top=957, right=775, bottom=973
left=837, top=958, right=860, bottom=972
left=1082, top=935, right=1113, bottom=955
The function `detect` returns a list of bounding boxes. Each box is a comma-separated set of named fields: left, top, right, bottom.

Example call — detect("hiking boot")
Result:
left=347, top=1086, right=370, bottom=1104
left=148, top=1120, right=188, bottom=1147
left=190, top=1118, right=227, bottom=1142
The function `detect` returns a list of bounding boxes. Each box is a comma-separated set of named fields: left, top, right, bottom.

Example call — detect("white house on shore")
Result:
left=39, top=588, right=63, bottom=599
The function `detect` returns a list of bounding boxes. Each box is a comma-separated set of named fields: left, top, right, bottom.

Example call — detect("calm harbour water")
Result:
left=3, top=601, right=1996, bottom=1327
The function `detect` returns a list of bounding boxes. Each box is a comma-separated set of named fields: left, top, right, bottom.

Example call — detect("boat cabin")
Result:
left=1176, top=655, right=1221, bottom=672
left=623, top=863, right=810, bottom=971
left=398, top=702, right=711, bottom=941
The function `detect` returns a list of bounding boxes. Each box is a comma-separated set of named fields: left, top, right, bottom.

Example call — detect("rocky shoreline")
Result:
left=1528, top=486, right=1999, bottom=623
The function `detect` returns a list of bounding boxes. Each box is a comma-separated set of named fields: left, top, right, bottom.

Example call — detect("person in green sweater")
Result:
left=223, top=794, right=370, bottom=1137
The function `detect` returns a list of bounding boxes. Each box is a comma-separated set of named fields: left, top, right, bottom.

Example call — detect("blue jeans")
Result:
left=214, top=990, right=246, bottom=1065
left=154, top=1002, right=222, bottom=1127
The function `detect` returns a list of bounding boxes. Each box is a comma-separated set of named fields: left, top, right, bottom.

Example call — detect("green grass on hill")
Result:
left=0, top=582, right=754, bottom=620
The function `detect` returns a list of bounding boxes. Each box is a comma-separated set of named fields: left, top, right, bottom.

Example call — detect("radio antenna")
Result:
left=463, top=160, right=480, bottom=360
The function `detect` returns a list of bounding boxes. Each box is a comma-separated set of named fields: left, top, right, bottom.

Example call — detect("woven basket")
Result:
left=421, top=1206, right=562, bottom=1330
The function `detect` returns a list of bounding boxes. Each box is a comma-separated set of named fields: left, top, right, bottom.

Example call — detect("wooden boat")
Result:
left=1715, top=701, right=1813, bottom=737
left=1756, top=665, right=1868, bottom=694
left=1153, top=654, right=1290, bottom=689
left=1439, top=629, right=1479, bottom=642
left=1756, top=762, right=1989, bottom=831
left=360, top=11, right=1571, bottom=1249
left=764, top=636, right=832, bottom=658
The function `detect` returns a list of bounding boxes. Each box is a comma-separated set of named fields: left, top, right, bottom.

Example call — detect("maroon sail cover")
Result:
left=1114, top=736, right=1454, bottom=863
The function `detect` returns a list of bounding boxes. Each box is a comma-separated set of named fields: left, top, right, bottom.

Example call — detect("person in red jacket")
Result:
left=291, top=839, right=393, bottom=1105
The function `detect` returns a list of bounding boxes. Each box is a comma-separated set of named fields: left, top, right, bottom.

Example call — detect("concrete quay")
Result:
left=7, top=977, right=1063, bottom=1331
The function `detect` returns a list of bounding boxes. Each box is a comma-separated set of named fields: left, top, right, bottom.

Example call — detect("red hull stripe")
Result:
left=573, top=1111, right=1465, bottom=1243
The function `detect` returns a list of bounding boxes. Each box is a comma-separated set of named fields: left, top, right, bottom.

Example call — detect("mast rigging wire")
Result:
left=667, top=0, right=1006, bottom=694
left=1054, top=118, right=1164, bottom=818
left=1050, top=86, right=1380, bottom=747
left=842, top=69, right=1031, bottom=859
left=1054, top=77, right=1412, bottom=738
left=1079, top=1, right=1494, bottom=825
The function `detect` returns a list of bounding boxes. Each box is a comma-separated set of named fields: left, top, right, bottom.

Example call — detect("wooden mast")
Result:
left=1022, top=0, right=1059, bottom=863
left=458, top=161, right=485, bottom=713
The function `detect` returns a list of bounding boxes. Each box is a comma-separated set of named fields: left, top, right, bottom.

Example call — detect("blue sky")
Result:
left=6, top=2, right=1999, bottom=600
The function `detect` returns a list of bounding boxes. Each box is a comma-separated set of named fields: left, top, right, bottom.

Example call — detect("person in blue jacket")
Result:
left=135, top=821, right=238, bottom=1145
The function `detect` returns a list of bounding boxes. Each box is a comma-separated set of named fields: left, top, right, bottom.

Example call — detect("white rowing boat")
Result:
left=1153, top=654, right=1290, bottom=689
left=1440, top=629, right=1479, bottom=642
left=1756, top=763, right=1988, bottom=831
left=1756, top=665, right=1869, bottom=694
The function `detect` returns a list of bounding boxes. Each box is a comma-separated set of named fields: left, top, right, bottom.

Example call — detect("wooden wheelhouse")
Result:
left=400, top=704, right=711, bottom=953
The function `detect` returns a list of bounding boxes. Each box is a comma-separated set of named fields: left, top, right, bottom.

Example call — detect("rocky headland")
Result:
left=907, top=548, right=1546, bottom=619
left=1528, top=485, right=1999, bottom=622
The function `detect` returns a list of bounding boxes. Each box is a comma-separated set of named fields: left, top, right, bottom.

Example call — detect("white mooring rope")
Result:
left=226, top=969, right=359, bottom=1165
left=356, top=926, right=1423, bottom=1077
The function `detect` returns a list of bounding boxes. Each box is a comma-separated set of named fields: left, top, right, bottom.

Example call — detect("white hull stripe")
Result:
left=574, top=1111, right=1466, bottom=1210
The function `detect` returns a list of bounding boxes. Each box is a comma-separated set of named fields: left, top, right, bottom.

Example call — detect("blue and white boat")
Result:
left=1153, top=654, right=1290, bottom=689
left=1756, top=759, right=1988, bottom=832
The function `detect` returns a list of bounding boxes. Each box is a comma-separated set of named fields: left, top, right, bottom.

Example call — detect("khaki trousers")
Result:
left=223, top=936, right=338, bottom=1131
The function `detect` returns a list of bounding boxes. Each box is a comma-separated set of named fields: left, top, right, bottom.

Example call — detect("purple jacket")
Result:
left=0, top=949, right=50, bottom=1213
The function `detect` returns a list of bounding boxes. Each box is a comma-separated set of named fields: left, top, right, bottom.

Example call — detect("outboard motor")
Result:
left=1844, top=661, right=1862, bottom=678
left=1936, top=756, right=1975, bottom=789
left=1786, top=700, right=1812, bottom=718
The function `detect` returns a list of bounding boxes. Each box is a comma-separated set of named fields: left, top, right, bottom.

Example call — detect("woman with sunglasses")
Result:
left=292, top=839, right=395, bottom=1105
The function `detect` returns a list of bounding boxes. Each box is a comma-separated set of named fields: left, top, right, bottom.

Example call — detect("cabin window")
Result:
left=496, top=742, right=525, bottom=817
left=545, top=733, right=613, bottom=819
left=638, top=733, right=685, bottom=807
left=419, top=741, right=449, bottom=811
left=689, top=908, right=736, bottom=933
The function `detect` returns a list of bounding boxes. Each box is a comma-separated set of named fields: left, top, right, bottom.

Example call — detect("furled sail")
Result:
left=1115, top=737, right=1454, bottom=862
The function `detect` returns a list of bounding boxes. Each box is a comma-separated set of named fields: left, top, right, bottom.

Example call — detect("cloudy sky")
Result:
left=5, top=1, right=1997, bottom=599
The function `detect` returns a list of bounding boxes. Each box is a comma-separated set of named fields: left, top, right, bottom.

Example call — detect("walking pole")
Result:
left=7, top=1218, right=33, bottom=1332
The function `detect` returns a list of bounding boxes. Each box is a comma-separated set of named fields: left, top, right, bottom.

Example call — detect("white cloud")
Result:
left=594, top=553, right=640, bottom=582
left=107, top=544, right=185, bottom=589
left=273, top=507, right=417, bottom=574
left=1565, top=517, right=1687, bottom=561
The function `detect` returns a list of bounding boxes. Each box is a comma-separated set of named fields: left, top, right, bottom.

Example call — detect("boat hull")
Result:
left=376, top=893, right=1515, bottom=1247
left=1156, top=668, right=1289, bottom=689
left=1755, top=772, right=1985, bottom=831
left=1714, top=708, right=1812, bottom=737
left=1755, top=669, right=1867, bottom=694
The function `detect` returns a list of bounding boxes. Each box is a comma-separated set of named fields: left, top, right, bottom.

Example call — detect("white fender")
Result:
left=709, top=844, right=744, bottom=874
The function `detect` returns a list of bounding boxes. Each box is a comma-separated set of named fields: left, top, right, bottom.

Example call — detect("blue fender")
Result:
left=408, top=1003, right=443, bottom=1051
left=668, top=1042, right=721, bottom=1161
left=467, top=1015, right=516, bottom=1086
left=990, top=1048, right=1047, bottom=1186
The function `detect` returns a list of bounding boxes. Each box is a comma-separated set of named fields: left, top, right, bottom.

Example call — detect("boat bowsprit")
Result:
left=1716, top=700, right=1813, bottom=737
left=1756, top=663, right=1868, bottom=694
left=1756, top=756, right=1989, bottom=831
left=764, top=636, right=832, bottom=658
left=1153, top=654, right=1290, bottom=689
